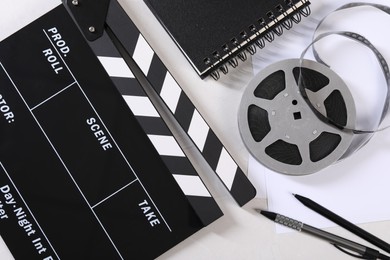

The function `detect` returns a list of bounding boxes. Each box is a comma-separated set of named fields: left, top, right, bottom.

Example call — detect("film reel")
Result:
left=238, top=59, right=356, bottom=175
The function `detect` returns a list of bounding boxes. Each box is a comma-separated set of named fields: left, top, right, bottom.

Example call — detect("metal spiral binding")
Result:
left=207, top=0, right=311, bottom=80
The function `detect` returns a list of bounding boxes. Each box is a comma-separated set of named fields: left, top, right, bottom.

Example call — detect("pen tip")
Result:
left=254, top=209, right=279, bottom=222
left=255, top=209, right=277, bottom=221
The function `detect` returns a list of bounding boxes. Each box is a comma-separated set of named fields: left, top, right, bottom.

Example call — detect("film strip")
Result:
left=309, top=3, right=390, bottom=134
left=298, top=3, right=390, bottom=155
left=104, top=0, right=256, bottom=206
left=88, top=30, right=223, bottom=225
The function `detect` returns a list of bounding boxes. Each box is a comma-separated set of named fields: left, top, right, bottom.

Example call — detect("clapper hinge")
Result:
left=64, top=0, right=110, bottom=41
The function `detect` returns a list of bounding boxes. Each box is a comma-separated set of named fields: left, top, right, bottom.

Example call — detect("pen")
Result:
left=257, top=210, right=390, bottom=260
left=293, top=194, right=390, bottom=254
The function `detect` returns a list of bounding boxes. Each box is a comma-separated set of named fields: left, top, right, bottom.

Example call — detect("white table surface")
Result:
left=1, top=0, right=390, bottom=259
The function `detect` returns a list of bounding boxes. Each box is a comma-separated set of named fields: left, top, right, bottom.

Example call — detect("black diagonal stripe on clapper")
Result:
left=88, top=28, right=223, bottom=225
left=105, top=0, right=256, bottom=206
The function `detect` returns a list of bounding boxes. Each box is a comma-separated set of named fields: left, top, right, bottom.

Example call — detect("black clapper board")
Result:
left=75, top=0, right=256, bottom=207
left=0, top=4, right=223, bottom=259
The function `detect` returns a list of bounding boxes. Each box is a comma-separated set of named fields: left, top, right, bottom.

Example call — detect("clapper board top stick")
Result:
left=64, top=0, right=224, bottom=226
left=69, top=0, right=256, bottom=206
left=90, top=30, right=224, bottom=226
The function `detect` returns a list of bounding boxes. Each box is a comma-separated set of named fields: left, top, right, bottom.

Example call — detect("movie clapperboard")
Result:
left=0, top=1, right=256, bottom=259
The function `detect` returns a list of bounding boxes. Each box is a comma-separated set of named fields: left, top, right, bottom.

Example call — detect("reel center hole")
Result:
left=292, top=100, right=301, bottom=120
left=293, top=111, right=302, bottom=120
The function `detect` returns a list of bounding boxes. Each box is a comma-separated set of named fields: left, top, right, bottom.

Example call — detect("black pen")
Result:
left=293, top=194, right=390, bottom=254
left=257, top=210, right=390, bottom=260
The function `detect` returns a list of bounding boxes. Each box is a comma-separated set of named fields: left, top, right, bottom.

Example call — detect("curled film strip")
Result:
left=299, top=3, right=390, bottom=156
left=238, top=3, right=390, bottom=175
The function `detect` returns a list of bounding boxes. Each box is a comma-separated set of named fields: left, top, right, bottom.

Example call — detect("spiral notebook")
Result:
left=144, top=0, right=311, bottom=79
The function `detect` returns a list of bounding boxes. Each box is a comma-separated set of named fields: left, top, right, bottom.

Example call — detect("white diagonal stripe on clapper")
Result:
left=133, top=35, right=154, bottom=76
left=160, top=72, right=181, bottom=114
left=147, top=135, right=185, bottom=157
left=98, top=56, right=134, bottom=78
left=173, top=175, right=211, bottom=197
left=122, top=95, right=159, bottom=117
left=216, top=148, right=237, bottom=190
left=188, top=110, right=209, bottom=151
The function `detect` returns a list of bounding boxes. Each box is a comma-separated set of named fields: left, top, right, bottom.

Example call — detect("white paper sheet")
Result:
left=250, top=128, right=390, bottom=232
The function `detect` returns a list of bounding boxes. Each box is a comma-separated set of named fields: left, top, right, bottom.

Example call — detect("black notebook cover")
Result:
left=144, top=0, right=311, bottom=79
